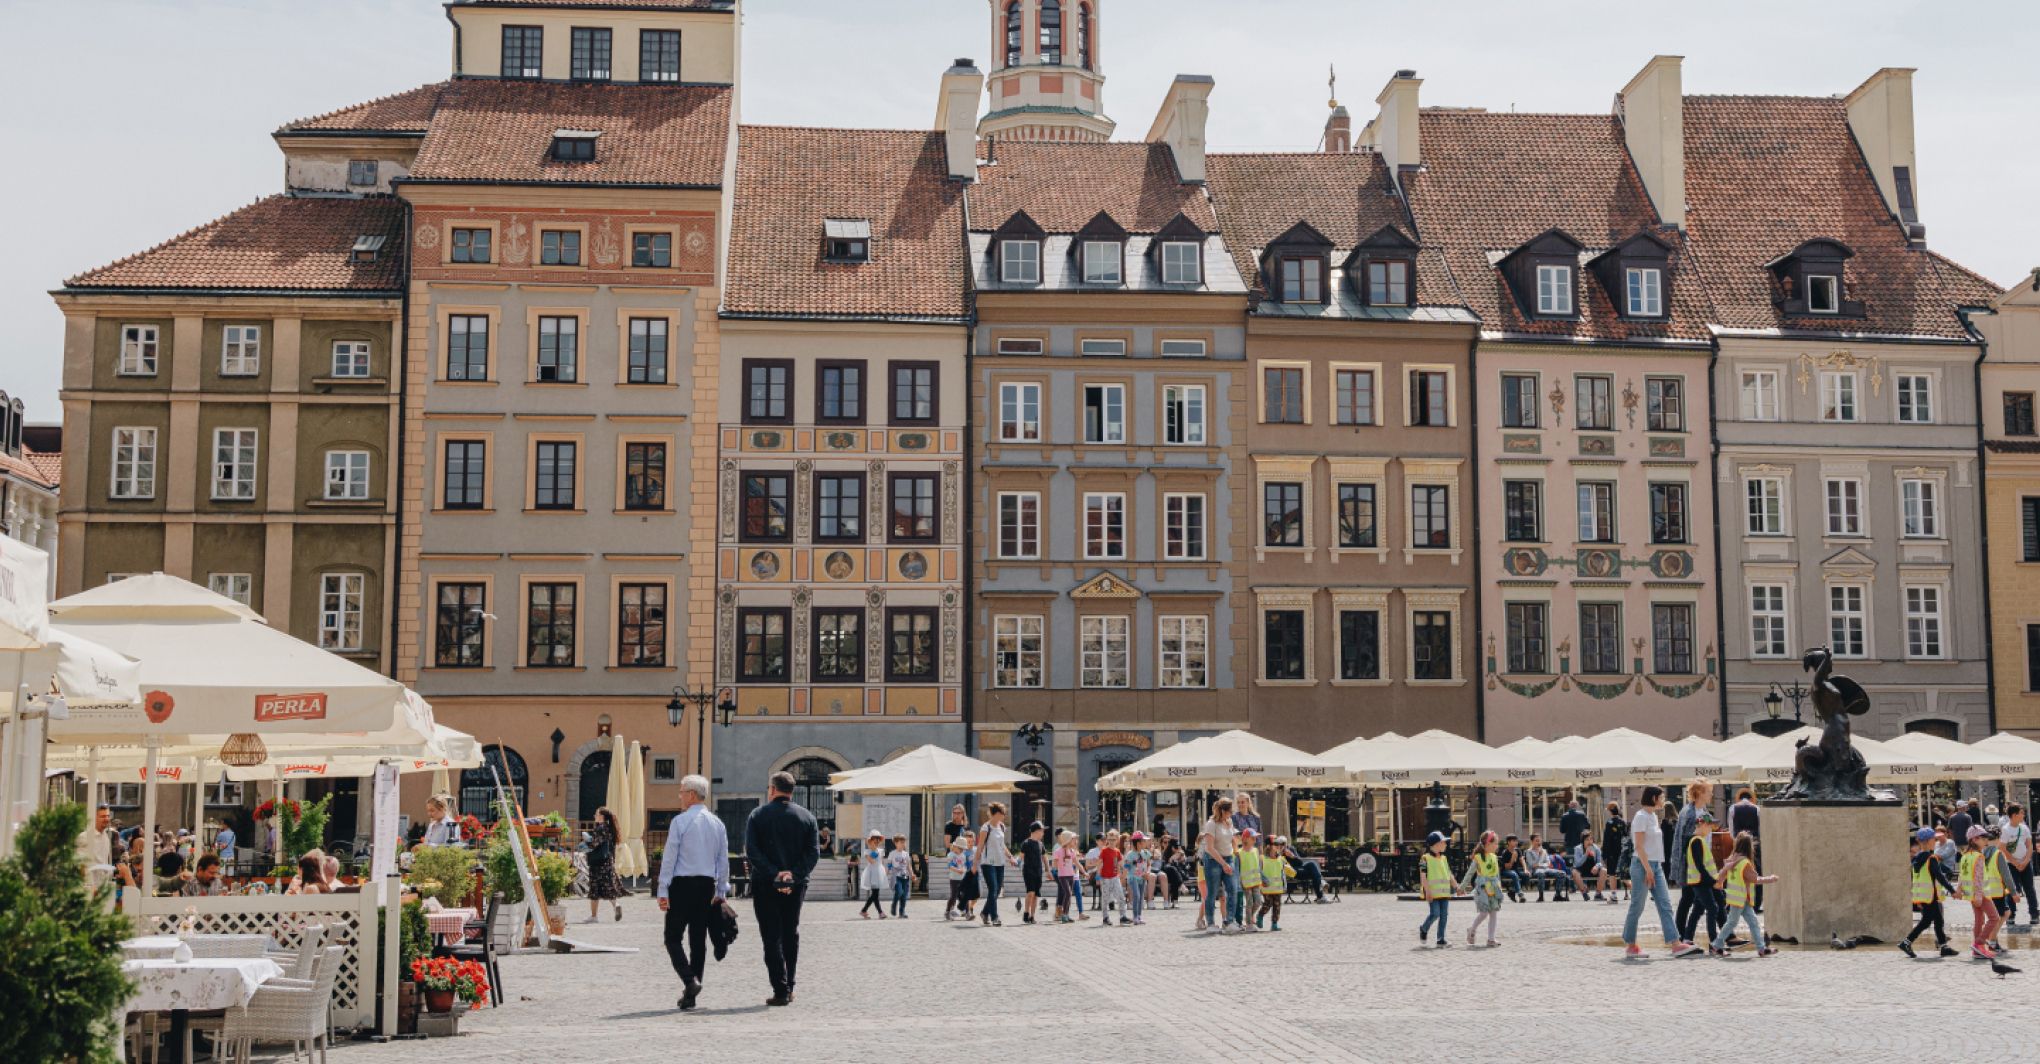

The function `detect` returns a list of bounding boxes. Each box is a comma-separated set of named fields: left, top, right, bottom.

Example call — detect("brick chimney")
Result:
left=935, top=58, right=985, bottom=182
left=1362, top=70, right=1421, bottom=188
left=1845, top=67, right=1925, bottom=245
left=1616, top=55, right=1686, bottom=228
left=1324, top=104, right=1352, bottom=152
left=1146, top=75, right=1215, bottom=184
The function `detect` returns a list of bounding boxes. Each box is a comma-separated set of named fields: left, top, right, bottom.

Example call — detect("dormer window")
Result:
left=1767, top=239, right=1861, bottom=318
left=1367, top=261, right=1410, bottom=305
left=1282, top=258, right=1322, bottom=303
left=991, top=211, right=1047, bottom=286
left=1499, top=229, right=1585, bottom=320
left=824, top=219, right=871, bottom=263
left=552, top=131, right=598, bottom=162
left=347, top=160, right=378, bottom=188
left=1261, top=220, right=1334, bottom=306
left=1344, top=225, right=1419, bottom=308
left=1626, top=267, right=1663, bottom=316
left=1082, top=242, right=1121, bottom=284
left=351, top=235, right=386, bottom=264
left=1536, top=265, right=1573, bottom=315
left=1152, top=212, right=1207, bottom=286
left=1589, top=232, right=1673, bottom=320
left=1807, top=274, right=1840, bottom=314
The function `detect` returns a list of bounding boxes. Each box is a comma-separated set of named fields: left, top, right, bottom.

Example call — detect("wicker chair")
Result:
left=219, top=945, right=343, bottom=1064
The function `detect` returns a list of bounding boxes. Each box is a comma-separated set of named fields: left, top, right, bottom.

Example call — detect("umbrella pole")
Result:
left=141, top=739, right=160, bottom=909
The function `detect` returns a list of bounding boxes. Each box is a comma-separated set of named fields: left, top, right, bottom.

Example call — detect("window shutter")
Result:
left=2026, top=499, right=2040, bottom=562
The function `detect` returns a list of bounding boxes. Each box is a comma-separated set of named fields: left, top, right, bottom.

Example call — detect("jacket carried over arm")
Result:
left=746, top=797, right=821, bottom=887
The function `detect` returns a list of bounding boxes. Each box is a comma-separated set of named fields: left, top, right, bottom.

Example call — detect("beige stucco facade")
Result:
left=1974, top=273, right=2040, bottom=736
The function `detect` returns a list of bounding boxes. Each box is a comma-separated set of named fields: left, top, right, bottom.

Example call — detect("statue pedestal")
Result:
left=1760, top=801, right=1908, bottom=944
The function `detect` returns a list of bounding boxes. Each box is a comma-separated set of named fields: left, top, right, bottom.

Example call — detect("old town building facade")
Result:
left=1974, top=274, right=2040, bottom=737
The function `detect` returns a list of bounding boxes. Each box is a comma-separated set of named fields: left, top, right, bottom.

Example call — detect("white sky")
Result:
left=6, top=0, right=2037, bottom=418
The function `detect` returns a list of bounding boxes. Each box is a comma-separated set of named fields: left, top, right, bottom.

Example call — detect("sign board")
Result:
left=370, top=762, right=399, bottom=881
left=862, top=796, right=911, bottom=842
left=1296, top=800, right=1327, bottom=818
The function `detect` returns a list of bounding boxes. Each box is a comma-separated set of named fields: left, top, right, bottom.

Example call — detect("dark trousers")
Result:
left=860, top=887, right=882, bottom=915
left=1676, top=881, right=1722, bottom=944
left=2012, top=861, right=2037, bottom=923
left=663, top=875, right=714, bottom=986
left=753, top=882, right=807, bottom=996
left=1907, top=901, right=1947, bottom=946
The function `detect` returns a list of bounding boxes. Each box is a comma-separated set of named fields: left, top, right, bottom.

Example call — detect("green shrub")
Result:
left=534, top=851, right=575, bottom=904
left=408, top=845, right=475, bottom=909
left=0, top=803, right=135, bottom=1063
left=483, top=833, right=525, bottom=904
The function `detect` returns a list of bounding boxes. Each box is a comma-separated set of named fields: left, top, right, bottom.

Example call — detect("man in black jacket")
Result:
left=745, top=771, right=819, bottom=1006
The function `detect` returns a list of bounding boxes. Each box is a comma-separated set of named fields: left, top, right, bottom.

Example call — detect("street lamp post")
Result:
left=666, top=685, right=735, bottom=776
left=1754, top=680, right=1811, bottom=738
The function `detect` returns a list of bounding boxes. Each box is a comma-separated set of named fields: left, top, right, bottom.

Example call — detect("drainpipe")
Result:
left=1707, top=335, right=1730, bottom=740
left=1959, top=307, right=1998, bottom=735
left=1465, top=329, right=1485, bottom=835
left=387, top=196, right=414, bottom=680
left=445, top=7, right=464, bottom=77
left=960, top=183, right=978, bottom=760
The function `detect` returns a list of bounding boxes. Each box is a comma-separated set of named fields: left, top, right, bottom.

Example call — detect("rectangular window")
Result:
left=737, top=608, right=789, bottom=681
left=999, top=382, right=1041, bottom=442
left=1083, top=492, right=1126, bottom=559
left=2024, top=498, right=2040, bottom=562
left=616, top=583, right=666, bottom=667
left=1576, top=482, right=1614, bottom=542
left=1745, top=477, right=1784, bottom=535
left=111, top=426, right=156, bottom=499
left=212, top=428, right=258, bottom=500
left=887, top=607, right=938, bottom=682
left=570, top=26, right=612, bottom=80
left=1503, top=480, right=1542, bottom=542
left=1082, top=241, right=1122, bottom=284
left=1901, top=478, right=1940, bottom=538
left=1535, top=264, right=1574, bottom=315
left=816, top=361, right=863, bottom=423
left=1821, top=372, right=1858, bottom=422
left=1646, top=377, right=1684, bottom=431
left=208, top=573, right=253, bottom=606
left=1264, top=367, right=1304, bottom=423
left=1505, top=602, right=1548, bottom=673
left=625, top=318, right=668, bottom=384
left=1740, top=370, right=1779, bottom=421
left=1824, top=479, right=1863, bottom=536
left=1649, top=482, right=1687, bottom=544
left=740, top=471, right=792, bottom=542
left=1079, top=615, right=1130, bottom=688
left=1653, top=604, right=1694, bottom=674
left=500, top=25, right=543, bottom=78
left=119, top=324, right=159, bottom=375
left=1366, top=259, right=1410, bottom=305
left=1163, top=493, right=1205, bottom=560
left=1897, top=374, right=1933, bottom=423
left=442, top=440, right=485, bottom=510
left=995, top=337, right=1045, bottom=356
left=1279, top=257, right=1322, bottom=302
left=1263, top=610, right=1306, bottom=680
left=324, top=450, right=370, bottom=501
left=448, top=315, right=489, bottom=380
left=1905, top=586, right=1943, bottom=659
left=639, top=29, right=681, bottom=82
left=1163, top=384, right=1206, bottom=444
left=1412, top=611, right=1452, bottom=680
left=1575, top=375, right=1613, bottom=430
left=1807, top=274, right=1840, bottom=314
left=1159, top=615, right=1209, bottom=688
left=812, top=608, right=863, bottom=681
left=1161, top=241, right=1201, bottom=285
left=1001, top=240, right=1040, bottom=283
left=889, top=472, right=937, bottom=542
left=813, top=472, right=864, bottom=542
left=451, top=227, right=491, bottom=264
left=631, top=232, right=672, bottom=268
left=1829, top=584, right=1866, bottom=657
left=1626, top=266, right=1663, bottom=316
left=2007, top=393, right=2037, bottom=437
left=434, top=582, right=486, bottom=667
left=2029, top=625, right=2040, bottom=692
left=622, top=442, right=666, bottom=511
left=1411, top=485, right=1450, bottom=548
left=319, top=573, right=365, bottom=653
left=347, top=159, right=378, bottom=187
left=540, top=229, right=582, bottom=265
left=743, top=360, right=792, bottom=423
left=533, top=441, right=577, bottom=510
left=1334, top=369, right=1375, bottom=426
left=536, top=316, right=578, bottom=382
left=1409, top=370, right=1450, bottom=427
left=1078, top=338, right=1126, bottom=357
left=1263, top=482, right=1303, bottom=547
left=997, top=491, right=1040, bottom=559
left=890, top=362, right=937, bottom=424
left=1749, top=584, right=1789, bottom=659
left=1083, top=383, right=1125, bottom=443
left=1500, top=373, right=1539, bottom=428
left=1338, top=610, right=1381, bottom=680
left=1159, top=338, right=1207, bottom=357
left=1579, top=603, right=1622, bottom=674
left=331, top=340, right=371, bottom=378
left=1337, top=483, right=1377, bottom=548
left=993, top=615, right=1044, bottom=688
left=220, top=325, right=261, bottom=376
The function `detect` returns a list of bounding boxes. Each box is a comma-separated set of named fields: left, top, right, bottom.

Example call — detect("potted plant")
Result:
left=534, top=851, right=575, bottom=935
left=0, top=803, right=135, bottom=1063
left=408, top=845, right=478, bottom=911
left=409, top=956, right=490, bottom=1014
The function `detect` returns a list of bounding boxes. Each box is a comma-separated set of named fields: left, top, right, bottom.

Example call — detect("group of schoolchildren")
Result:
left=1188, top=826, right=1300, bottom=932
left=1903, top=814, right=2028, bottom=961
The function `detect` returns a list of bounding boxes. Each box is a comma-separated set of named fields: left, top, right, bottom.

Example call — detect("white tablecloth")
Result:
left=121, top=937, right=191, bottom=962
left=122, top=957, right=284, bottom=1014
left=122, top=934, right=272, bottom=961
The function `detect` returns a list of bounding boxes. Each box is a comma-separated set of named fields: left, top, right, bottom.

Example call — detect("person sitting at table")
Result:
left=286, top=853, right=328, bottom=895
left=322, top=853, right=361, bottom=894
left=418, top=794, right=463, bottom=850
left=180, top=853, right=230, bottom=897
left=154, top=851, right=189, bottom=896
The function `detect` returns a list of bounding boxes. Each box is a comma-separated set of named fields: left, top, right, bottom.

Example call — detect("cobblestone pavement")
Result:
left=330, top=891, right=2039, bottom=1064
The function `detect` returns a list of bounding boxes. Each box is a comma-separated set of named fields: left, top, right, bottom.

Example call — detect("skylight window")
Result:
left=824, top=219, right=872, bottom=263
left=551, top=130, right=600, bottom=162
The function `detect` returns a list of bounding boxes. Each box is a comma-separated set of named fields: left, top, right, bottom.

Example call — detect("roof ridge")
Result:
left=1207, top=149, right=1382, bottom=159
left=739, top=124, right=934, bottom=137
left=1684, top=92, right=1846, bottom=103
left=278, top=81, right=446, bottom=132
left=66, top=195, right=283, bottom=285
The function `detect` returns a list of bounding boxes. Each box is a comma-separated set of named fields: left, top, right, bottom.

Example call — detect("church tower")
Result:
left=981, top=0, right=1114, bottom=142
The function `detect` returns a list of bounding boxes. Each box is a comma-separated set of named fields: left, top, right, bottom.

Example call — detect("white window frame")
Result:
left=211, top=428, right=259, bottom=501
left=1901, top=477, right=1941, bottom=539
left=1905, top=584, right=1944, bottom=660
left=1081, top=240, right=1122, bottom=284
left=1163, top=492, right=1206, bottom=561
left=1079, top=338, right=1127, bottom=357
left=1158, top=615, right=1208, bottom=689
left=1082, top=383, right=1126, bottom=444
left=1576, top=482, right=1615, bottom=543
left=1896, top=373, right=1934, bottom=424
left=1745, top=476, right=1785, bottom=536
left=1807, top=273, right=1840, bottom=314
left=1824, top=478, right=1864, bottom=537
left=996, top=491, right=1040, bottom=560
left=1535, top=264, right=1574, bottom=315
left=1160, top=241, right=1201, bottom=285
left=319, top=572, right=365, bottom=652
left=111, top=426, right=157, bottom=499
left=1820, top=371, right=1858, bottom=422
left=1162, top=384, right=1206, bottom=445
left=1082, top=492, right=1126, bottom=560
left=1828, top=583, right=1868, bottom=659
left=998, top=381, right=1041, bottom=442
left=1740, top=369, right=1780, bottom=421
left=220, top=325, right=262, bottom=376
left=1000, top=240, right=1041, bottom=284
left=331, top=340, right=372, bottom=378
left=208, top=572, right=253, bottom=606
left=324, top=450, right=370, bottom=500
left=119, top=324, right=160, bottom=376
left=1625, top=266, right=1663, bottom=316
left=992, top=615, right=1044, bottom=688
left=1158, top=338, right=1207, bottom=357
left=1749, top=583, right=1790, bottom=658
left=1079, top=615, right=1130, bottom=689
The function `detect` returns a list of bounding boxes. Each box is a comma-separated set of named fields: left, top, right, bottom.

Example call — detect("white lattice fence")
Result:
left=132, top=891, right=382, bottom=1031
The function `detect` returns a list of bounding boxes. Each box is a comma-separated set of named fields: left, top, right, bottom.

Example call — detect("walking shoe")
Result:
left=679, top=979, right=702, bottom=1010
left=1624, top=944, right=1644, bottom=960
left=1939, top=945, right=1960, bottom=957
left=1435, top=940, right=1451, bottom=948
left=1899, top=940, right=1917, bottom=958
left=1671, top=942, right=1703, bottom=958
left=1972, top=944, right=1997, bottom=961
left=1756, top=948, right=1779, bottom=958
left=765, top=993, right=791, bottom=1007
left=991, top=918, right=1003, bottom=926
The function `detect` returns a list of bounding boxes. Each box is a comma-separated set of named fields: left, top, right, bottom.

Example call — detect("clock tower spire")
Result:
left=981, top=0, right=1114, bottom=143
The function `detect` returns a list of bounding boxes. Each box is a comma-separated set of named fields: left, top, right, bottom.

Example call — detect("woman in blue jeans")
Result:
left=1200, top=798, right=1242, bottom=932
left=977, top=803, right=1014, bottom=927
left=1622, top=786, right=1700, bottom=959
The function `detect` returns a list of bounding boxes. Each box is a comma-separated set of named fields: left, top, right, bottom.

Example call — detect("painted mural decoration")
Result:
left=1497, top=546, right=1695, bottom=580
left=1484, top=632, right=1718, bottom=699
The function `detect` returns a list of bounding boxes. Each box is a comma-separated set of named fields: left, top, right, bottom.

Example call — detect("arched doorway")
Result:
left=1014, top=760, right=1053, bottom=839
left=577, top=750, right=612, bottom=826
left=784, top=758, right=838, bottom=841
left=1095, top=757, right=1136, bottom=835
left=462, top=745, right=528, bottom=821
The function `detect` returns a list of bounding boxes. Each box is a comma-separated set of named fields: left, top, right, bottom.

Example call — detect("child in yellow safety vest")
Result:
left=1418, top=831, right=1453, bottom=948
left=1457, top=830, right=1504, bottom=948
left=1986, top=829, right=2021, bottom=956
left=1710, top=832, right=1778, bottom=957
left=1681, top=812, right=1725, bottom=954
left=1193, top=833, right=1210, bottom=931
left=1958, top=826, right=2005, bottom=961
left=1256, top=835, right=1298, bottom=931
left=1237, top=828, right=1264, bottom=933
left=1900, top=827, right=1957, bottom=959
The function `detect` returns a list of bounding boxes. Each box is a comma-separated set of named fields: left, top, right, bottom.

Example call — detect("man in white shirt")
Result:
left=656, top=774, right=730, bottom=1010
left=1621, top=785, right=1696, bottom=959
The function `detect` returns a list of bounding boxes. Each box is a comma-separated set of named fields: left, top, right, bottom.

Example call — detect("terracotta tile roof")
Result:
left=1402, top=109, right=1712, bottom=343
left=408, top=80, right=731, bottom=187
left=64, top=195, right=404, bottom=293
left=1, top=450, right=58, bottom=491
left=970, top=141, right=1215, bottom=233
left=1683, top=95, right=2000, bottom=340
left=724, top=126, right=967, bottom=321
left=23, top=448, right=60, bottom=488
left=278, top=83, right=447, bottom=134
left=1206, top=150, right=1463, bottom=307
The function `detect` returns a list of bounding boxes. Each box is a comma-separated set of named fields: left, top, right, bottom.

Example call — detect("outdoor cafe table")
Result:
left=426, top=906, right=477, bottom=945
left=122, top=956, right=283, bottom=1064
left=122, top=933, right=271, bottom=961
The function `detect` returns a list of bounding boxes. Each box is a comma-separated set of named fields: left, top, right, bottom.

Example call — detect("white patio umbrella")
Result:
left=602, top=733, right=627, bottom=836
left=1877, top=731, right=1996, bottom=782
left=1095, top=730, right=1346, bottom=792
left=1534, top=727, right=1739, bottom=786
left=1967, top=732, right=2040, bottom=779
left=1738, top=729, right=1928, bottom=785
left=829, top=744, right=1035, bottom=795
left=622, top=739, right=648, bottom=877
left=1324, top=729, right=1536, bottom=787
